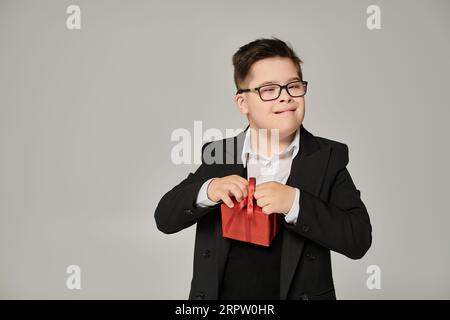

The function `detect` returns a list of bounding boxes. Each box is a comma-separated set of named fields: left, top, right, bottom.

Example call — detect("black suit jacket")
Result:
left=154, top=124, right=372, bottom=300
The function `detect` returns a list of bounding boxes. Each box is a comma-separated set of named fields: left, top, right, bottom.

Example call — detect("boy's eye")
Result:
left=260, top=86, right=278, bottom=93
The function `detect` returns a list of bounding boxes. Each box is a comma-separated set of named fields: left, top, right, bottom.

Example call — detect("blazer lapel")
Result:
left=215, top=126, right=249, bottom=288
left=280, top=124, right=331, bottom=299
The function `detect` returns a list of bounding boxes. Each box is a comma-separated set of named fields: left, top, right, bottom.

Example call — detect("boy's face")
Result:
left=235, top=57, right=305, bottom=138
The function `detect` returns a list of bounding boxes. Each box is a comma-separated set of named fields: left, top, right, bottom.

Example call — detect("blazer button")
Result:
left=184, top=209, right=194, bottom=215
left=301, top=225, right=310, bottom=233
left=202, top=250, right=211, bottom=258
left=305, top=252, right=316, bottom=260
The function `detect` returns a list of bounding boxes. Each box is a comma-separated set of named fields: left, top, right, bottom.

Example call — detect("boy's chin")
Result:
left=250, top=118, right=301, bottom=133
left=278, top=126, right=299, bottom=138
left=250, top=124, right=300, bottom=139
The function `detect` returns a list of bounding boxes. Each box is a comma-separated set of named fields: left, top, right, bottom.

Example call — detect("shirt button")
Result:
left=202, top=250, right=211, bottom=258
left=302, top=225, right=310, bottom=233
left=305, top=252, right=316, bottom=260
left=195, top=292, right=205, bottom=300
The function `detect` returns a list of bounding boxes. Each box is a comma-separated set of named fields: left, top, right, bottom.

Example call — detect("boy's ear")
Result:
left=235, top=94, right=249, bottom=115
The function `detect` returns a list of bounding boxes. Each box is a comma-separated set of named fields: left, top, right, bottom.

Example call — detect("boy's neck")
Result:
left=249, top=127, right=296, bottom=158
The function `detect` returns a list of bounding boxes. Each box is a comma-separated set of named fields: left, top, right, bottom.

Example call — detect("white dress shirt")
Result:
left=196, top=127, right=301, bottom=225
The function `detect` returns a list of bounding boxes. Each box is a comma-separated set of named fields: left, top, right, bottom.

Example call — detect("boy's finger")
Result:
left=231, top=175, right=249, bottom=186
left=240, top=177, right=249, bottom=185
left=241, top=185, right=248, bottom=198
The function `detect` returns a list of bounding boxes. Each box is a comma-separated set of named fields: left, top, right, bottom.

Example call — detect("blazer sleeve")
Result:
left=154, top=142, right=219, bottom=234
left=285, top=144, right=372, bottom=260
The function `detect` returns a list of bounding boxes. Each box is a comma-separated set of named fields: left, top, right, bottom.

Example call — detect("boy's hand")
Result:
left=207, top=175, right=249, bottom=208
left=254, top=182, right=297, bottom=215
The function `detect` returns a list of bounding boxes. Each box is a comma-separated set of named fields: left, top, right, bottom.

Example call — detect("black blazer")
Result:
left=154, top=124, right=372, bottom=300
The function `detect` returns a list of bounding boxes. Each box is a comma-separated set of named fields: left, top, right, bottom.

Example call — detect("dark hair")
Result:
left=232, top=37, right=303, bottom=91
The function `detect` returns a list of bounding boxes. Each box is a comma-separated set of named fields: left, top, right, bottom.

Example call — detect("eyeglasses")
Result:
left=236, top=80, right=308, bottom=101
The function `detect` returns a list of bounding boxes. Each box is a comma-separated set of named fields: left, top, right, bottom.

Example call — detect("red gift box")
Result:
left=221, top=177, right=281, bottom=247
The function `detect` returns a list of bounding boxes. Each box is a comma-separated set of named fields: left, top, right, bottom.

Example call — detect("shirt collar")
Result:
left=241, top=127, right=301, bottom=168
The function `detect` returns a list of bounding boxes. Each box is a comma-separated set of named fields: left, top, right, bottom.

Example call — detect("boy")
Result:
left=155, top=38, right=372, bottom=300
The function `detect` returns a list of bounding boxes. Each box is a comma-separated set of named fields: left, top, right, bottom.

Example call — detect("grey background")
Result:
left=1, top=0, right=449, bottom=299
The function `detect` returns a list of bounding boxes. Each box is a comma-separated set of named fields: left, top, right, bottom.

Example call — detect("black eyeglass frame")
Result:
left=236, top=80, right=308, bottom=101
